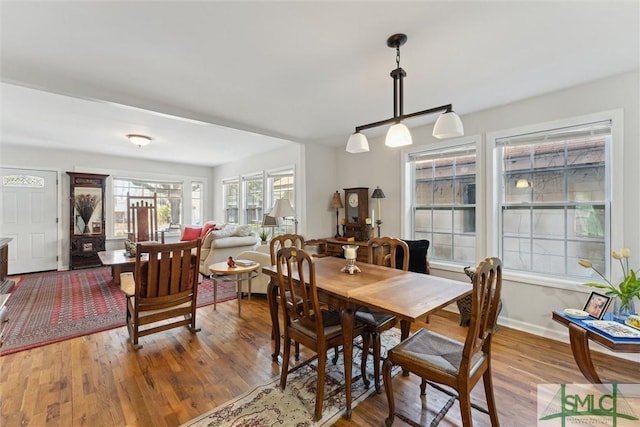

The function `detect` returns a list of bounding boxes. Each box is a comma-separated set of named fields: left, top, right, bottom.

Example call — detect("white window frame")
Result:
left=242, top=172, right=264, bottom=228
left=222, top=177, right=239, bottom=224
left=487, top=109, right=624, bottom=289
left=402, top=135, right=484, bottom=271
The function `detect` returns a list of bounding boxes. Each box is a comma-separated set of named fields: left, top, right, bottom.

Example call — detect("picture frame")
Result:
left=582, top=291, right=612, bottom=320
left=91, top=222, right=102, bottom=234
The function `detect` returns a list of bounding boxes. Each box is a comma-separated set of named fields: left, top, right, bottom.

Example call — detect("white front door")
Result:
left=0, top=168, right=58, bottom=274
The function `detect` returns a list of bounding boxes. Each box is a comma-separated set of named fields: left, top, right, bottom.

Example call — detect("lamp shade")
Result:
left=371, top=186, right=385, bottom=199
left=346, top=132, right=370, bottom=153
left=432, top=111, right=464, bottom=139
left=330, top=191, right=344, bottom=209
left=385, top=123, right=412, bottom=147
left=262, top=214, right=278, bottom=227
left=269, top=198, right=296, bottom=218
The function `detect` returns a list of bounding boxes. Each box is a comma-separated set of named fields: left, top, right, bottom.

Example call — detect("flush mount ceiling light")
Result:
left=346, top=33, right=464, bottom=153
left=126, top=134, right=152, bottom=147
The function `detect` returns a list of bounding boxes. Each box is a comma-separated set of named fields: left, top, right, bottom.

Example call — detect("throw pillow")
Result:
left=200, top=222, right=216, bottom=239
left=234, top=225, right=253, bottom=237
left=181, top=226, right=202, bottom=241
left=396, top=239, right=430, bottom=274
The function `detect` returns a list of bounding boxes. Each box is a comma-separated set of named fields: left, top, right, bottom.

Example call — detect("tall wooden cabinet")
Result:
left=67, top=172, right=109, bottom=270
left=343, top=187, right=370, bottom=241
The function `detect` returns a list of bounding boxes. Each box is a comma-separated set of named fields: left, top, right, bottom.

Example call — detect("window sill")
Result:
left=429, top=260, right=592, bottom=294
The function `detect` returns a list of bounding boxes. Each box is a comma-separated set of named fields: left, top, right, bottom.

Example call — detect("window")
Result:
left=496, top=120, right=610, bottom=278
left=267, top=169, right=294, bottom=234
left=243, top=174, right=263, bottom=228
left=191, top=182, right=203, bottom=226
left=408, top=144, right=476, bottom=264
left=113, top=178, right=183, bottom=237
left=223, top=178, right=239, bottom=224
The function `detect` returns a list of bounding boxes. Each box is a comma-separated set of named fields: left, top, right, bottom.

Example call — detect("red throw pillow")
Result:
left=200, top=222, right=216, bottom=239
left=181, top=226, right=202, bottom=241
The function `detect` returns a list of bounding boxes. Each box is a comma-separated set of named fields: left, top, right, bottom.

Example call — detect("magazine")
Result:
left=583, top=320, right=640, bottom=338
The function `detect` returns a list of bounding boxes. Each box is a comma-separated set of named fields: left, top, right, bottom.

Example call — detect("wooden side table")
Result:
left=209, top=261, right=260, bottom=315
left=322, top=237, right=369, bottom=263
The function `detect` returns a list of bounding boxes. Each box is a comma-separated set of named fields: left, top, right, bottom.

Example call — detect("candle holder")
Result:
left=375, top=219, right=383, bottom=237
left=341, top=245, right=361, bottom=274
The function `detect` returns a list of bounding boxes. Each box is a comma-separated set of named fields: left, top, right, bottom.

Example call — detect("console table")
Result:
left=322, top=237, right=369, bottom=263
left=552, top=310, right=640, bottom=383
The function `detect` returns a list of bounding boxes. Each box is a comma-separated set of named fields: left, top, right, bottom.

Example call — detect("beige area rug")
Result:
left=182, top=329, right=401, bottom=427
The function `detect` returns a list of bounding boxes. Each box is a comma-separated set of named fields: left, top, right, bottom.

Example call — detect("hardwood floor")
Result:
left=1, top=295, right=638, bottom=426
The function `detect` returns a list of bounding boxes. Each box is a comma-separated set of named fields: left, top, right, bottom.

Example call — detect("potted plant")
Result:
left=259, top=229, right=269, bottom=244
left=579, top=248, right=640, bottom=322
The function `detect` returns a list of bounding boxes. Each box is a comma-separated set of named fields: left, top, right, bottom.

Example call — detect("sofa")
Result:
left=181, top=222, right=259, bottom=276
left=235, top=250, right=271, bottom=294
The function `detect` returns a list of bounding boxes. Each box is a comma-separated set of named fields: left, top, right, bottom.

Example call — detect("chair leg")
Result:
left=315, top=347, right=327, bottom=421
left=372, top=331, right=382, bottom=393
left=280, top=336, right=291, bottom=390
left=331, top=346, right=339, bottom=365
left=361, top=332, right=371, bottom=389
left=294, top=341, right=300, bottom=360
left=483, top=368, right=500, bottom=426
left=382, top=358, right=395, bottom=426
left=458, top=384, right=473, bottom=427
left=420, top=378, right=427, bottom=395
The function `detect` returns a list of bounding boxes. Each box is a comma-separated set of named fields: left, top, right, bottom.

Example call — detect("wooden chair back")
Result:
left=367, top=236, right=409, bottom=271
left=126, top=239, right=201, bottom=348
left=463, top=256, right=502, bottom=361
left=127, top=192, right=164, bottom=243
left=276, top=247, right=324, bottom=340
left=269, top=233, right=305, bottom=265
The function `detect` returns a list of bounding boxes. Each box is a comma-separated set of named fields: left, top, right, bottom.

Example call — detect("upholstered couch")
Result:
left=235, top=250, right=271, bottom=294
left=181, top=222, right=259, bottom=276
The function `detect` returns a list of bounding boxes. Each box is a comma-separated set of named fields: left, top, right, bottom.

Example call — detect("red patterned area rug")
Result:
left=0, top=267, right=235, bottom=356
left=181, top=330, right=401, bottom=427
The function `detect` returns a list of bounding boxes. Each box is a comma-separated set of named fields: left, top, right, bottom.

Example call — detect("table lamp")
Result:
left=330, top=191, right=344, bottom=238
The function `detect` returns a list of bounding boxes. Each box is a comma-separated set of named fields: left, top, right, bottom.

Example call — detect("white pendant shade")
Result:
left=385, top=123, right=412, bottom=147
left=346, top=132, right=370, bottom=153
left=433, top=111, right=464, bottom=139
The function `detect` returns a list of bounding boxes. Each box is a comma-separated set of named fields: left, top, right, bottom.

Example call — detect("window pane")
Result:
left=112, top=178, right=182, bottom=237
left=191, top=182, right=203, bottom=225
left=409, top=145, right=476, bottom=264
left=224, top=180, right=239, bottom=224
left=498, top=121, right=610, bottom=278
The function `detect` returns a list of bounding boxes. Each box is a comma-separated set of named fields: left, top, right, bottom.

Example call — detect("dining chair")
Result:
left=382, top=256, right=502, bottom=427
left=269, top=234, right=306, bottom=359
left=126, top=192, right=165, bottom=243
left=276, top=247, right=368, bottom=421
left=120, top=239, right=202, bottom=350
left=356, top=236, right=409, bottom=393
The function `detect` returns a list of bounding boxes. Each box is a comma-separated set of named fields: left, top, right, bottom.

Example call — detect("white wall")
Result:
left=0, top=144, right=212, bottom=268
left=330, top=70, right=640, bottom=357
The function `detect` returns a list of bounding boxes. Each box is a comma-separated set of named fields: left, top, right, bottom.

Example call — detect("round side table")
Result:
left=208, top=261, right=260, bottom=315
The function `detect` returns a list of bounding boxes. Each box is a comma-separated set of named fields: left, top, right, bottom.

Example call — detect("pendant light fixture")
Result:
left=346, top=33, right=464, bottom=153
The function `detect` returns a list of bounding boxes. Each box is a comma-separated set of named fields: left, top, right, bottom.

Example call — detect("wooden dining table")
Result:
left=262, top=255, right=472, bottom=419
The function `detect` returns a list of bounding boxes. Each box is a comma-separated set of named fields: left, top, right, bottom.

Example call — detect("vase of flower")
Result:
left=612, top=296, right=637, bottom=323
left=579, top=248, right=640, bottom=323
left=75, top=193, right=99, bottom=234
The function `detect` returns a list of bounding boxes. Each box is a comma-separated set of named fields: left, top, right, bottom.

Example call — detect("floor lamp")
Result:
left=330, top=191, right=343, bottom=238
left=269, top=198, right=297, bottom=235
left=371, top=186, right=385, bottom=237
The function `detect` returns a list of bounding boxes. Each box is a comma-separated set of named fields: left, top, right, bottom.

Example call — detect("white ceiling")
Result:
left=1, top=1, right=638, bottom=167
